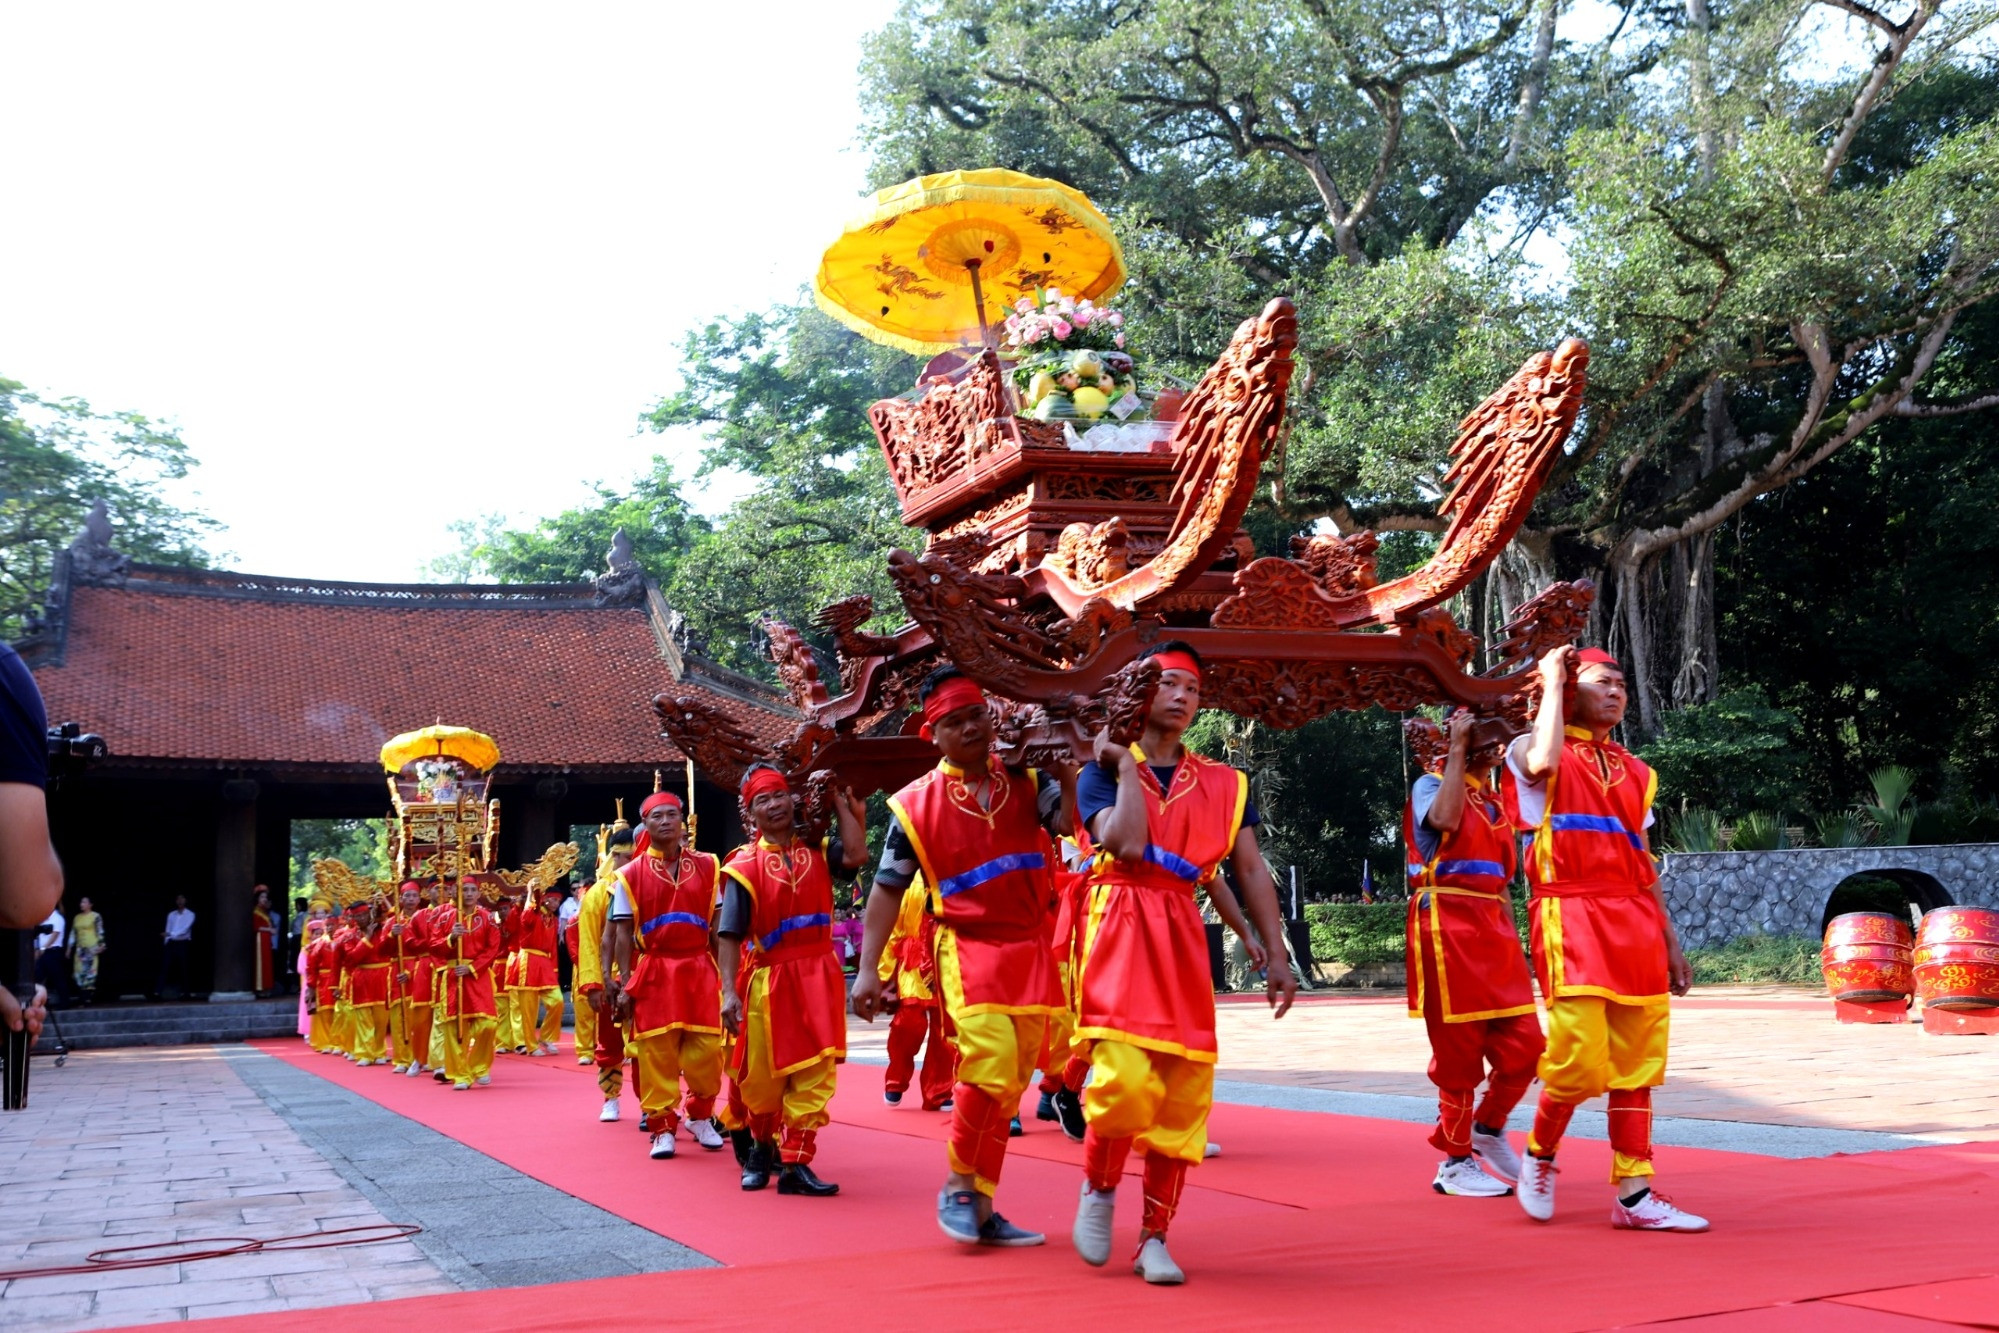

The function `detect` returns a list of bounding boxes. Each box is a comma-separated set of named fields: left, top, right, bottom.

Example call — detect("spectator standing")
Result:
left=252, top=887, right=277, bottom=995
left=70, top=897, right=105, bottom=1004
left=36, top=906, right=67, bottom=1005
left=160, top=895, right=196, bottom=999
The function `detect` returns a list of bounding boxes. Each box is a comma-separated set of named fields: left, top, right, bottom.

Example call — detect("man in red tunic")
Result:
left=1504, top=646, right=1706, bottom=1232
left=428, top=875, right=504, bottom=1090
left=511, top=886, right=565, bottom=1056
left=1404, top=710, right=1543, bottom=1198
left=389, top=881, right=438, bottom=1076
left=718, top=765, right=865, bottom=1196
left=853, top=667, right=1077, bottom=1247
left=607, top=791, right=729, bottom=1160
left=336, top=901, right=395, bottom=1066
left=1036, top=840, right=1093, bottom=1141
left=1070, top=642, right=1298, bottom=1283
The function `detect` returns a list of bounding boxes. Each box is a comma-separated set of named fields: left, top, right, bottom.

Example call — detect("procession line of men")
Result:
left=304, top=638, right=1703, bottom=1286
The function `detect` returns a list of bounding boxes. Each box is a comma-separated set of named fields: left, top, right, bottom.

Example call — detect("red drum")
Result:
left=1821, top=912, right=1914, bottom=1003
left=1914, top=906, right=1999, bottom=1012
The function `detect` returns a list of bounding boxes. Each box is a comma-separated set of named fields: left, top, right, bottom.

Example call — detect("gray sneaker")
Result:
left=978, top=1212, right=1045, bottom=1247
left=1072, top=1183, right=1116, bottom=1266
left=1133, top=1235, right=1185, bottom=1285
left=939, top=1188, right=981, bottom=1245
left=1471, top=1126, right=1523, bottom=1184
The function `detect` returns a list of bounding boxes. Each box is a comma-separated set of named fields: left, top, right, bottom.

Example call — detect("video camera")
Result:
left=45, top=722, right=107, bottom=787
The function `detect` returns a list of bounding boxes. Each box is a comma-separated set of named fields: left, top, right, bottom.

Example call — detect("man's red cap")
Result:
left=640, top=791, right=682, bottom=816
left=740, top=768, right=791, bottom=806
left=1574, top=648, right=1620, bottom=669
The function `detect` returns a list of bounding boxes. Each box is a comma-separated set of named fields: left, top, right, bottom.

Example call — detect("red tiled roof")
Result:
left=31, top=579, right=794, bottom=769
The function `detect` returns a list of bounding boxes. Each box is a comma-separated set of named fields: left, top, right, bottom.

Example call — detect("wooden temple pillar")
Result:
left=209, top=778, right=259, bottom=997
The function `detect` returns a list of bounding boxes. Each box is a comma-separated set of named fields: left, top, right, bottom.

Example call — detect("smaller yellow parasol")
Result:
left=379, top=724, right=501, bottom=775
left=814, top=167, right=1126, bottom=356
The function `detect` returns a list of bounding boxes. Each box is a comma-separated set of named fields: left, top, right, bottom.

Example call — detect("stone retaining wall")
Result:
left=1660, top=843, right=1999, bottom=948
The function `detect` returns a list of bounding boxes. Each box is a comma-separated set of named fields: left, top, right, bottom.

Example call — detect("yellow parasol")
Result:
left=813, top=167, right=1126, bottom=356
left=379, top=724, right=501, bottom=775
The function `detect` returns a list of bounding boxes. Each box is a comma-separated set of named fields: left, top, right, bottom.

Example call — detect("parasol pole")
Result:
left=686, top=757, right=698, bottom=846
left=964, top=259, right=993, bottom=349
left=454, top=791, right=467, bottom=1046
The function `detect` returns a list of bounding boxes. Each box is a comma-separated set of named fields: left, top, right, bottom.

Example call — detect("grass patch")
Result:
left=1685, top=932, right=1821, bottom=986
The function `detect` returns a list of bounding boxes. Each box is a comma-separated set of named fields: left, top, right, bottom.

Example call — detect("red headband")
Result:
left=1151, top=650, right=1202, bottom=682
left=740, top=768, right=791, bottom=807
left=640, top=791, right=682, bottom=816
left=1574, top=648, right=1619, bottom=669
left=921, top=676, right=987, bottom=732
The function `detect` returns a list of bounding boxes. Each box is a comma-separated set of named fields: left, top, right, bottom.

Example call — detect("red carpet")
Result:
left=181, top=1036, right=1999, bottom=1332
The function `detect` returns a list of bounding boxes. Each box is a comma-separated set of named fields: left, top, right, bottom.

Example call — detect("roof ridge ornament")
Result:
left=592, top=527, right=647, bottom=607
left=68, top=499, right=130, bottom=588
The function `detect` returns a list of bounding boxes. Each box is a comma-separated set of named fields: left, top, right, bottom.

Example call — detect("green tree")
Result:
left=288, top=818, right=390, bottom=907
left=1, top=379, right=216, bottom=637
left=1637, top=686, right=1810, bottom=820
left=429, top=460, right=711, bottom=587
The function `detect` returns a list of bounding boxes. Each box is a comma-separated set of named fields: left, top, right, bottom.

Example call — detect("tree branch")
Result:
left=1818, top=0, right=1938, bottom=188
left=1894, top=390, right=1999, bottom=417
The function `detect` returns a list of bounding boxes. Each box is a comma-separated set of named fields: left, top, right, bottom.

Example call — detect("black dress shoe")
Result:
left=740, top=1140, right=774, bottom=1191
left=1009, top=1115, right=1024, bottom=1137
left=729, top=1128, right=754, bottom=1168
left=1036, top=1091, right=1058, bottom=1122
left=777, top=1162, right=839, bottom=1196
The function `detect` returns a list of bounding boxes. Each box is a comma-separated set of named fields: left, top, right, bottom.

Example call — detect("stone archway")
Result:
left=1660, top=843, right=1999, bottom=948
left=1818, top=869, right=1955, bottom=936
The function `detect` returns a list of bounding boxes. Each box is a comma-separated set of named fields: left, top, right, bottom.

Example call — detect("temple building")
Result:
left=14, top=517, right=794, bottom=998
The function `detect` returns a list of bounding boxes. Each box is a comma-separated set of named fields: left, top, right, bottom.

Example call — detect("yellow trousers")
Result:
left=443, top=1014, right=498, bottom=1084
left=493, top=990, right=518, bottom=1050
left=950, top=1010, right=1046, bottom=1194
left=387, top=1000, right=410, bottom=1065
left=1083, top=1038, right=1215, bottom=1166
left=406, top=1002, right=434, bottom=1070
left=349, top=1005, right=388, bottom=1063
left=735, top=969, right=840, bottom=1134
left=512, top=987, right=561, bottom=1048
left=1536, top=996, right=1669, bottom=1180
left=330, top=1000, right=354, bottom=1054
left=427, top=1005, right=449, bottom=1071
left=308, top=1008, right=332, bottom=1051
left=635, top=1028, right=724, bottom=1125
left=573, top=990, right=597, bottom=1058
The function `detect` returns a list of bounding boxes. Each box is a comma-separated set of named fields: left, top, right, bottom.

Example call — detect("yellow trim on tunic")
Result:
left=1409, top=886, right=1540, bottom=1024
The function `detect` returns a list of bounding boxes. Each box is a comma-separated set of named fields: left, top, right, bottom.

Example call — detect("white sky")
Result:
left=0, top=2, right=897, bottom=582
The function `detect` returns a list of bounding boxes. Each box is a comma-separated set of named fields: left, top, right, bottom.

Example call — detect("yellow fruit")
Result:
left=1072, top=386, right=1111, bottom=419
left=1025, top=370, right=1058, bottom=410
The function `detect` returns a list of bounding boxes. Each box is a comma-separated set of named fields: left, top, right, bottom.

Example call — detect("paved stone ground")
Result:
left=0, top=1046, right=711, bottom=1332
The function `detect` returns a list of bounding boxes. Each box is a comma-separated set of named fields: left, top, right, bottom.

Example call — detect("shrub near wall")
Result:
left=1305, top=903, right=1407, bottom=966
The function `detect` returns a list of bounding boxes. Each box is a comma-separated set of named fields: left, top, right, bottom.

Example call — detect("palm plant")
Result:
left=1861, top=766, right=1918, bottom=846
left=1666, top=806, right=1726, bottom=853
left=1729, top=811, right=1788, bottom=851
left=1813, top=809, right=1874, bottom=849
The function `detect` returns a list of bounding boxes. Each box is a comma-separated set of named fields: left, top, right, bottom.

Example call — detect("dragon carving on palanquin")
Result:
left=648, top=299, right=1599, bottom=800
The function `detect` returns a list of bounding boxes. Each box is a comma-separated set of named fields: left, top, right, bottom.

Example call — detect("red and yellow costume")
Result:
left=564, top=901, right=594, bottom=1061
left=878, top=881, right=956, bottom=1110
left=1507, top=724, right=1667, bottom=1181
left=721, top=835, right=847, bottom=1165
left=619, top=843, right=725, bottom=1133
left=1403, top=770, right=1543, bottom=1157
left=1078, top=744, right=1246, bottom=1237
left=252, top=903, right=276, bottom=993
left=494, top=905, right=523, bottom=1052
left=510, top=901, right=564, bottom=1050
left=336, top=914, right=395, bottom=1063
left=427, top=898, right=504, bottom=1084
left=399, top=898, right=439, bottom=1070
left=304, top=917, right=341, bottom=1052
left=575, top=867, right=629, bottom=1101
left=1038, top=850, right=1093, bottom=1097
left=888, top=757, right=1061, bottom=1197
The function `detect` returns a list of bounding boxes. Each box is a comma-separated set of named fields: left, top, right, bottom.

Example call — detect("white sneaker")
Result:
left=600, top=1097, right=622, bottom=1123
left=1133, top=1236, right=1185, bottom=1285
left=687, top=1118, right=726, bottom=1151
left=1471, top=1126, right=1523, bottom=1184
left=1433, top=1157, right=1512, bottom=1197
left=1612, top=1190, right=1710, bottom=1232
left=650, top=1131, right=676, bottom=1159
left=577, top=1055, right=593, bottom=1066
left=1518, top=1156, right=1558, bottom=1221
left=452, top=1081, right=471, bottom=1091
left=404, top=1063, right=420, bottom=1077
left=1203, top=1141, right=1221, bottom=1158
left=475, top=1074, right=491, bottom=1087
left=1073, top=1183, right=1116, bottom=1267
left=538, top=1042, right=559, bottom=1057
